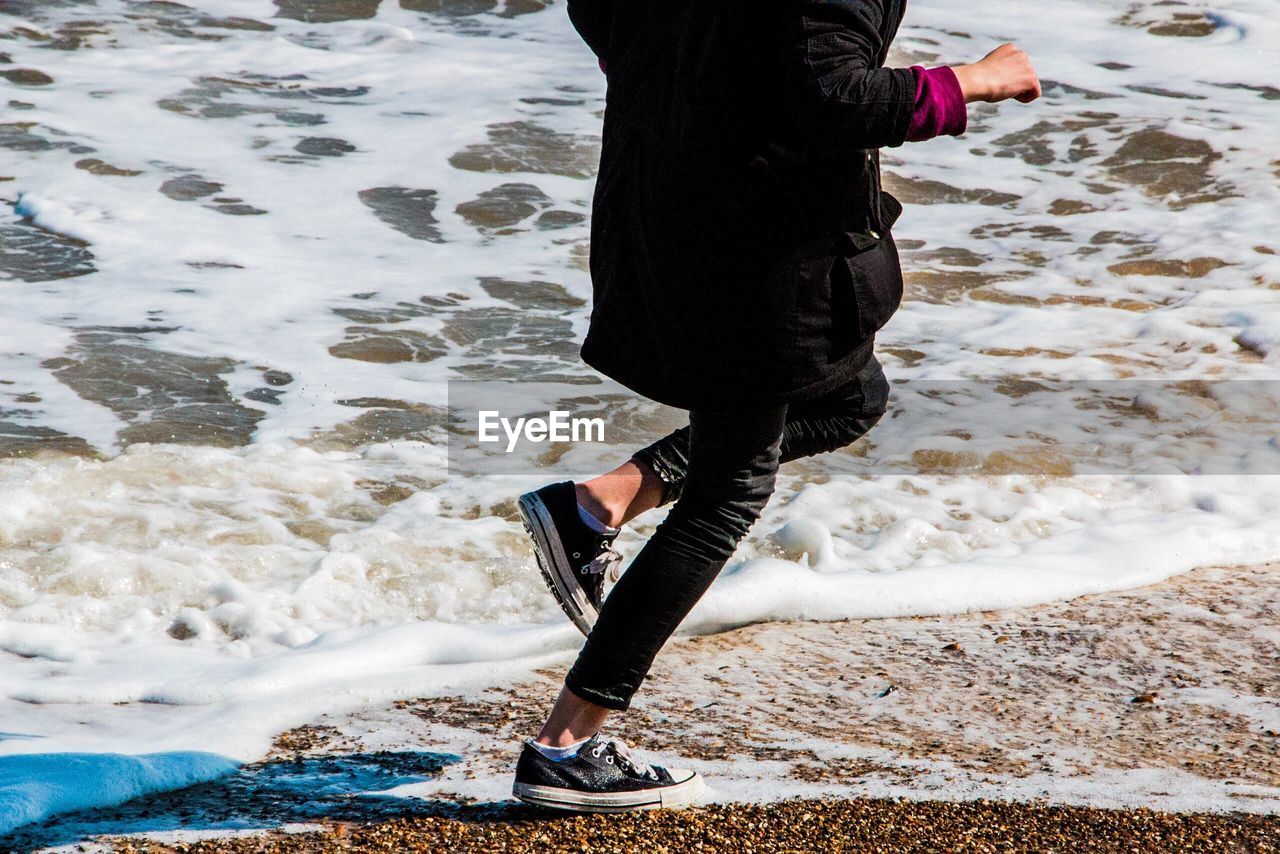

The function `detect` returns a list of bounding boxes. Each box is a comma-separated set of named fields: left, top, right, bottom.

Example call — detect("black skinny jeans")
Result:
left=564, top=355, right=891, bottom=710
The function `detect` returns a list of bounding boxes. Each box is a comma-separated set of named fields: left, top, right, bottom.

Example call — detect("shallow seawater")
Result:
left=0, top=0, right=1278, bottom=835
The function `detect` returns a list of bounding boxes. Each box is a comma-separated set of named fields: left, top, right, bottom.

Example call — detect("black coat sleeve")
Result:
left=792, top=0, right=917, bottom=150
left=567, top=0, right=613, bottom=60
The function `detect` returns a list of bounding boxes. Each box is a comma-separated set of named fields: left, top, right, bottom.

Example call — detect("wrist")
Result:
left=950, top=64, right=986, bottom=103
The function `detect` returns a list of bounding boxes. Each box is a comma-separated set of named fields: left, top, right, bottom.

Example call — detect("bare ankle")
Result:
left=534, top=729, right=594, bottom=749
left=536, top=685, right=611, bottom=747
left=574, top=482, right=621, bottom=529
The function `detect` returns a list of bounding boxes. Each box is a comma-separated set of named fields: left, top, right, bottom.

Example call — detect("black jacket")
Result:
left=572, top=0, right=913, bottom=410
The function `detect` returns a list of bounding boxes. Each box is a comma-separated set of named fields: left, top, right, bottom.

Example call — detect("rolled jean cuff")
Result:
left=630, top=436, right=688, bottom=506
left=564, top=668, right=632, bottom=711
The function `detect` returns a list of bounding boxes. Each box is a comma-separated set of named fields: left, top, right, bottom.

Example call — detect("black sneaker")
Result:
left=512, top=734, right=703, bottom=812
left=518, top=481, right=622, bottom=636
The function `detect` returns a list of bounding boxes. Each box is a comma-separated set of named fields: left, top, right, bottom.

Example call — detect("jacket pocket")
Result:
left=840, top=235, right=904, bottom=342
left=834, top=152, right=901, bottom=256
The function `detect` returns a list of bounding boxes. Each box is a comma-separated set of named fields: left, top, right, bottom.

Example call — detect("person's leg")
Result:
left=626, top=354, right=891, bottom=511
left=518, top=357, right=887, bottom=647
left=538, top=403, right=788, bottom=739
left=779, top=353, right=890, bottom=462
left=572, top=356, right=889, bottom=530
left=514, top=367, right=887, bottom=807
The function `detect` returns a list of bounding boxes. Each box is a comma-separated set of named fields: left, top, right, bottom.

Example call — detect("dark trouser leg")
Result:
left=564, top=404, right=787, bottom=710
left=633, top=355, right=891, bottom=506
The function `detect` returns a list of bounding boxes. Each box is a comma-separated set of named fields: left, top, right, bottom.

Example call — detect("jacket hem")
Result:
left=580, top=337, right=876, bottom=413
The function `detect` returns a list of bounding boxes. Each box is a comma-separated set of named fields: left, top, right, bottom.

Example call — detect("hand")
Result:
left=952, top=43, right=1041, bottom=104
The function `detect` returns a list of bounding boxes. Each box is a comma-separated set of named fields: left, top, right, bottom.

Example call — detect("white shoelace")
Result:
left=592, top=735, right=658, bottom=780
left=584, top=546, right=624, bottom=582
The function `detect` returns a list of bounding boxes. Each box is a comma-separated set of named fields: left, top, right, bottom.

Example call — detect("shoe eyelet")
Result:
left=605, top=756, right=614, bottom=764
left=591, top=748, right=603, bottom=757
left=572, top=552, right=581, bottom=558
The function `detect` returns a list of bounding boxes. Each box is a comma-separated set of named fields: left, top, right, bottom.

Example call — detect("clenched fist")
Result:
left=953, top=43, right=1041, bottom=104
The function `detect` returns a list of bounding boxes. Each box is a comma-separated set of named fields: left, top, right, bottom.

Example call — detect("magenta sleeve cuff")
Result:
left=905, top=65, right=968, bottom=142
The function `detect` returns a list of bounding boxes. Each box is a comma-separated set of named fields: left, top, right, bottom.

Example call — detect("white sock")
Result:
left=577, top=502, right=619, bottom=535
left=530, top=736, right=592, bottom=762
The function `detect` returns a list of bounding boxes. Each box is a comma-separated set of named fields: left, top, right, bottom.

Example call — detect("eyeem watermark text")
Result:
left=478, top=410, right=606, bottom=453
left=449, top=378, right=1280, bottom=475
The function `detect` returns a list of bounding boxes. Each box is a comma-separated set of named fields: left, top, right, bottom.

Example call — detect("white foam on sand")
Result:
left=1, top=0, right=1279, bottom=836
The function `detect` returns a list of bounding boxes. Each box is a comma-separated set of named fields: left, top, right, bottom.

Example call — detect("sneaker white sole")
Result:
left=512, top=771, right=703, bottom=813
left=518, top=491, right=596, bottom=637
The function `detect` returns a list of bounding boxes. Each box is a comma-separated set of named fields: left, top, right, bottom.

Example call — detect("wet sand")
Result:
left=379, top=561, right=1280, bottom=809
left=11, top=562, right=1276, bottom=851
